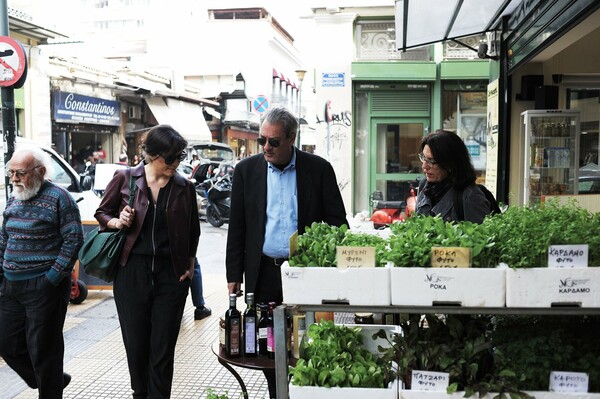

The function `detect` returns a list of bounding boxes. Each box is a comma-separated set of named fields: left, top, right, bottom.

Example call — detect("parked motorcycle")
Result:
left=202, top=170, right=232, bottom=228
left=369, top=185, right=417, bottom=229
left=370, top=191, right=406, bottom=229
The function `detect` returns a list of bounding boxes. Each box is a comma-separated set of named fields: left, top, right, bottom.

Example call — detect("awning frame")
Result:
left=396, top=0, right=516, bottom=53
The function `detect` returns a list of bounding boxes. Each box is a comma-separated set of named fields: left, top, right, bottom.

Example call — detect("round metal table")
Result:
left=211, top=341, right=275, bottom=399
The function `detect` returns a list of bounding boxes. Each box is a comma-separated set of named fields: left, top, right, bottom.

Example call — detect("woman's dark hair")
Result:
left=142, top=125, right=187, bottom=159
left=420, top=129, right=476, bottom=189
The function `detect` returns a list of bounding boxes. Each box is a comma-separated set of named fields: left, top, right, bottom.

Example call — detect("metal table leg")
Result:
left=217, top=357, right=249, bottom=399
left=274, top=305, right=289, bottom=399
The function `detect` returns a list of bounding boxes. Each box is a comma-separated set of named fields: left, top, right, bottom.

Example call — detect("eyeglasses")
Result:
left=6, top=165, right=42, bottom=179
left=418, top=153, right=438, bottom=167
left=161, top=151, right=187, bottom=165
left=257, top=136, right=281, bottom=148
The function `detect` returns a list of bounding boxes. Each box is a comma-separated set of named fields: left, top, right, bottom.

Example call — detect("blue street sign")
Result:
left=253, top=95, right=269, bottom=113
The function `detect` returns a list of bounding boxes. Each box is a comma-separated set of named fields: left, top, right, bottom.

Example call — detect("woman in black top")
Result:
left=95, top=125, right=200, bottom=398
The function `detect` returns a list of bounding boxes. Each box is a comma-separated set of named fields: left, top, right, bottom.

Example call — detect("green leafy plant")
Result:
left=288, top=320, right=394, bottom=388
left=289, top=201, right=600, bottom=269
left=205, top=389, right=239, bottom=399
left=387, top=215, right=496, bottom=268
left=482, top=199, right=600, bottom=267
left=374, top=314, right=532, bottom=398
left=288, top=222, right=348, bottom=266
left=491, top=315, right=600, bottom=392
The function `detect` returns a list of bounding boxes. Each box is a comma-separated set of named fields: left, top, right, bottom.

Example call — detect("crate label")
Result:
left=411, top=370, right=449, bottom=391
left=548, top=245, right=588, bottom=268
left=282, top=268, right=302, bottom=279
left=431, top=247, right=471, bottom=268
left=336, top=246, right=375, bottom=269
left=549, top=371, right=589, bottom=392
left=289, top=231, right=298, bottom=257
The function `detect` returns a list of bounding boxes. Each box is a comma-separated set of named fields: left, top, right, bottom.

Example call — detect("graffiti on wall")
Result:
left=315, top=100, right=352, bottom=153
left=316, top=100, right=351, bottom=127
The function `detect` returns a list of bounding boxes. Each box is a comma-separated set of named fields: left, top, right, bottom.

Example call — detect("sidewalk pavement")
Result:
left=0, top=272, right=271, bottom=399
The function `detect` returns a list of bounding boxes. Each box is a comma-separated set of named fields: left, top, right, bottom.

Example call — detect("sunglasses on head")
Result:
left=257, top=136, right=281, bottom=148
left=161, top=151, right=187, bottom=165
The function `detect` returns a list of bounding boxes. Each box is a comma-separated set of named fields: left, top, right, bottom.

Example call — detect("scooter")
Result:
left=204, top=171, right=232, bottom=228
left=370, top=191, right=406, bottom=229
left=369, top=185, right=417, bottom=229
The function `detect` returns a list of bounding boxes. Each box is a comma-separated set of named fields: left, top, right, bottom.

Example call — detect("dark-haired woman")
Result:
left=415, top=129, right=491, bottom=224
left=95, top=125, right=200, bottom=398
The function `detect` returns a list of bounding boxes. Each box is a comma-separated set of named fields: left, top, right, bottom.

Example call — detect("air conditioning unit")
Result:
left=128, top=105, right=141, bottom=119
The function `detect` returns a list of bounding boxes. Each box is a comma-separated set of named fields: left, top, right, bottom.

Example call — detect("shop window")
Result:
left=567, top=89, right=600, bottom=170
left=442, top=83, right=488, bottom=182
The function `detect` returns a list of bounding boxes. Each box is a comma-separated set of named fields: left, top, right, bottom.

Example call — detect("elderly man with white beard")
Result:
left=0, top=147, right=83, bottom=399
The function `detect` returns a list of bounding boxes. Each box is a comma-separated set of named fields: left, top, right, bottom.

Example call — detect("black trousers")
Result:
left=0, top=275, right=70, bottom=399
left=113, top=254, right=190, bottom=399
left=256, top=256, right=286, bottom=399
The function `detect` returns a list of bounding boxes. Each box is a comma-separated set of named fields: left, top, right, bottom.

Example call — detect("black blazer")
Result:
left=225, top=149, right=348, bottom=294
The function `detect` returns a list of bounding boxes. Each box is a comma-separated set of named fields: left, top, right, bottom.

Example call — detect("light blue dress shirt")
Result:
left=262, top=151, right=298, bottom=258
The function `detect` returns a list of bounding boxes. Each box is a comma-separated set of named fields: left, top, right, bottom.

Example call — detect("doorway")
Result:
left=370, top=118, right=428, bottom=203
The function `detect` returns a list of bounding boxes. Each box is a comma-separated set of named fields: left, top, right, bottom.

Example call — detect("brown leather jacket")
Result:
left=95, top=163, right=200, bottom=277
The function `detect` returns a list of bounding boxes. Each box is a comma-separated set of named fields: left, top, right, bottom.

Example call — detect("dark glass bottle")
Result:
left=257, top=303, right=268, bottom=356
left=225, top=293, right=241, bottom=357
left=243, top=293, right=257, bottom=357
left=286, top=309, right=293, bottom=357
left=266, top=301, right=276, bottom=359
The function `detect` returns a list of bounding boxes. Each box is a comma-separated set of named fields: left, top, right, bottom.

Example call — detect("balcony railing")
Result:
left=355, top=20, right=487, bottom=62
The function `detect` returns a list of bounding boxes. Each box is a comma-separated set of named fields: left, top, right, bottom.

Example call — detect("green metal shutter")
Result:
left=371, top=90, right=430, bottom=116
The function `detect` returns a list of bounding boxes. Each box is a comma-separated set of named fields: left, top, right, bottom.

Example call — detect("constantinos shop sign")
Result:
left=53, top=91, right=121, bottom=126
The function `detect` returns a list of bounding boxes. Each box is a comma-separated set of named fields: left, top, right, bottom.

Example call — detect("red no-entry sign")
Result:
left=0, top=36, right=27, bottom=88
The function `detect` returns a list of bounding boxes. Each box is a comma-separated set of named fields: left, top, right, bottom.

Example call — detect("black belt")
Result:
left=261, top=255, right=288, bottom=267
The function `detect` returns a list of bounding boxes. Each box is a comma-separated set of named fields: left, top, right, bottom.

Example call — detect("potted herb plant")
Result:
left=282, top=222, right=392, bottom=306
left=386, top=215, right=506, bottom=307
left=288, top=320, right=398, bottom=399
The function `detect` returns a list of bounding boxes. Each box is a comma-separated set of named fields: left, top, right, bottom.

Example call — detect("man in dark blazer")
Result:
left=225, top=106, right=348, bottom=398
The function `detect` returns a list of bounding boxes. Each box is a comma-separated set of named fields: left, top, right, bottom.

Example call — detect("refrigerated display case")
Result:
left=521, top=110, right=581, bottom=205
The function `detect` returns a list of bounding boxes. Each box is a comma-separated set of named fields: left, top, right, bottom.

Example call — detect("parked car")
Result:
left=189, top=142, right=235, bottom=185
left=177, top=161, right=194, bottom=180
left=190, top=142, right=235, bottom=166
left=577, top=174, right=600, bottom=194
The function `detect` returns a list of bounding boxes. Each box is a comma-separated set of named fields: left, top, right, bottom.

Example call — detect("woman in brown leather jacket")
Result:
left=95, top=125, right=200, bottom=398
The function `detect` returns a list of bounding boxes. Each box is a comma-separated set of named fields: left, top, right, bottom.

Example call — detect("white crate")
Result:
left=506, top=268, right=600, bottom=307
left=399, top=390, right=600, bottom=398
left=289, top=377, right=398, bottom=399
left=390, top=267, right=506, bottom=307
left=281, top=263, right=391, bottom=305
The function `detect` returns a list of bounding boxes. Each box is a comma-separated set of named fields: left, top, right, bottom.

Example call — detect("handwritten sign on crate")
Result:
left=336, top=246, right=375, bottom=269
left=411, top=370, right=449, bottom=391
left=549, top=371, right=589, bottom=393
left=431, top=247, right=471, bottom=268
left=548, top=244, right=588, bottom=268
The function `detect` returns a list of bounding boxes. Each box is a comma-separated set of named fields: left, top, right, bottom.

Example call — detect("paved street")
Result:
left=0, top=222, right=272, bottom=399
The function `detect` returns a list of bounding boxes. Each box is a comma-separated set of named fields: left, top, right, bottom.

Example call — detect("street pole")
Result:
left=0, top=0, right=15, bottom=201
left=295, top=69, right=306, bottom=149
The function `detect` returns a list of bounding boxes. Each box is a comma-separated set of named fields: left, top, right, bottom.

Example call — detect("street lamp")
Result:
left=295, top=69, right=307, bottom=148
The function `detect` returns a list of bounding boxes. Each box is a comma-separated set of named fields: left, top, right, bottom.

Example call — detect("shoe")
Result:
left=63, top=373, right=71, bottom=388
left=194, top=306, right=212, bottom=320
